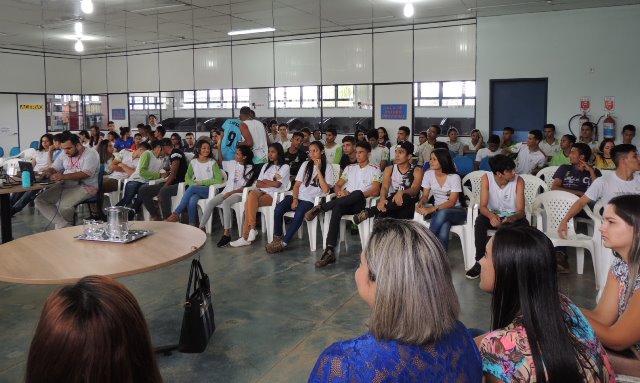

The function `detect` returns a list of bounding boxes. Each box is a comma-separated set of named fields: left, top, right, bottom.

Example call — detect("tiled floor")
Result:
left=0, top=208, right=598, bottom=382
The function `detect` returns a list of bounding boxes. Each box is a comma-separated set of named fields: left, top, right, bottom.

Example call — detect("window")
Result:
left=320, top=85, right=355, bottom=108
left=183, top=89, right=240, bottom=109
left=414, top=81, right=475, bottom=107
left=269, top=86, right=319, bottom=108
left=128, top=95, right=165, bottom=110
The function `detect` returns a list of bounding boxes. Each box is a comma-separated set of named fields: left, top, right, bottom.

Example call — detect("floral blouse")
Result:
left=480, top=295, right=614, bottom=382
left=308, top=321, right=482, bottom=382
left=612, top=256, right=640, bottom=353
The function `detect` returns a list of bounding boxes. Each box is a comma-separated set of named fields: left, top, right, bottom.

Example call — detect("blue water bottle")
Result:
left=22, top=169, right=31, bottom=188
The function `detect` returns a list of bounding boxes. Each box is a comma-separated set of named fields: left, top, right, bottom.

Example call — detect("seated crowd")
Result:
left=9, top=115, right=640, bottom=382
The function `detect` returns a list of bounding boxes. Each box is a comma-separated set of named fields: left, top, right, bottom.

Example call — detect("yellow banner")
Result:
left=19, top=104, right=43, bottom=110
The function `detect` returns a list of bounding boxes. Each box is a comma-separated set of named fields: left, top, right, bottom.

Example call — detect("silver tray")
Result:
left=74, top=229, right=153, bottom=244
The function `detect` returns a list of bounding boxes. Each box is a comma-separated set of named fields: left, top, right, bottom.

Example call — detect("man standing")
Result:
left=218, top=117, right=243, bottom=167
left=558, top=144, right=640, bottom=239
left=417, top=125, right=439, bottom=167
left=238, top=106, right=268, bottom=164
left=36, top=132, right=100, bottom=229
left=549, top=134, right=576, bottom=166
left=148, top=114, right=161, bottom=131
left=514, top=130, right=546, bottom=175
left=304, top=142, right=381, bottom=267
left=283, top=132, right=308, bottom=179
left=539, top=123, right=560, bottom=160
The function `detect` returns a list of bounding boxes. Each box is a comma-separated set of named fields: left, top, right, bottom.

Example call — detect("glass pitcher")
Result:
left=104, top=206, right=134, bottom=240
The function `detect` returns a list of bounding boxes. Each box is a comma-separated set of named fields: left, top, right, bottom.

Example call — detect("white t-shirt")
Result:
left=447, top=141, right=464, bottom=156
left=190, top=158, right=216, bottom=181
left=340, top=163, right=382, bottom=193
left=52, top=147, right=100, bottom=193
left=515, top=146, right=546, bottom=175
left=539, top=139, right=560, bottom=158
left=585, top=172, right=640, bottom=205
left=324, top=144, right=341, bottom=164
left=222, top=161, right=254, bottom=193
left=109, top=150, right=139, bottom=180
left=258, top=163, right=291, bottom=196
left=475, top=147, right=500, bottom=163
left=421, top=170, right=462, bottom=207
left=244, top=119, right=269, bottom=164
left=34, top=150, right=50, bottom=172
left=295, top=161, right=336, bottom=203
left=370, top=146, right=389, bottom=168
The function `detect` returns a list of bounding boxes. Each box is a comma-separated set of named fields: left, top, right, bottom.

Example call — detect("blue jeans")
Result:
left=11, top=191, right=36, bottom=213
left=174, top=185, right=210, bottom=225
left=429, top=207, right=466, bottom=251
left=273, top=195, right=314, bottom=244
left=116, top=181, right=145, bottom=212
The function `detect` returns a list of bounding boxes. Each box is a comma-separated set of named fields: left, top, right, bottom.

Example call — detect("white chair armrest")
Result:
left=241, top=186, right=257, bottom=201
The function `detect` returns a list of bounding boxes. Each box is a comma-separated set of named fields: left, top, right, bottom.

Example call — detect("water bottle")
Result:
left=22, top=170, right=31, bottom=188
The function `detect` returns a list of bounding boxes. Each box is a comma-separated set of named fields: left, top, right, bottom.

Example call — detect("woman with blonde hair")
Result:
left=308, top=219, right=482, bottom=382
left=26, top=275, right=162, bottom=383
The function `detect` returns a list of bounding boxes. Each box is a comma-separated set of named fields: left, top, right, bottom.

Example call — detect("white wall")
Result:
left=476, top=4, right=640, bottom=142
left=0, top=53, right=45, bottom=93
left=0, top=94, right=19, bottom=153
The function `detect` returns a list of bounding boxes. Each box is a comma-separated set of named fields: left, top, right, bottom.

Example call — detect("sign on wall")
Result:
left=112, top=108, right=126, bottom=120
left=19, top=104, right=43, bottom=110
left=381, top=104, right=407, bottom=120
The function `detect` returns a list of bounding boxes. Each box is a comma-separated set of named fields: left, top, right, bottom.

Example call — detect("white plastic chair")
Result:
left=461, top=170, right=485, bottom=203
left=196, top=172, right=228, bottom=234
left=536, top=166, right=559, bottom=190
left=270, top=191, right=325, bottom=251
left=520, top=174, right=549, bottom=224
left=532, top=191, right=599, bottom=289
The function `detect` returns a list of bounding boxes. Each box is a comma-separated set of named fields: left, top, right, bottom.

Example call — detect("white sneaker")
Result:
left=230, top=237, right=252, bottom=247
left=247, top=229, right=258, bottom=242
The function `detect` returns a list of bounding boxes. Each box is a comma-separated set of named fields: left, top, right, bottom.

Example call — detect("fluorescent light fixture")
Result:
left=74, top=21, right=83, bottom=35
left=81, top=0, right=93, bottom=14
left=74, top=39, right=84, bottom=52
left=130, top=4, right=187, bottom=13
left=228, top=27, right=276, bottom=36
left=403, top=3, right=414, bottom=17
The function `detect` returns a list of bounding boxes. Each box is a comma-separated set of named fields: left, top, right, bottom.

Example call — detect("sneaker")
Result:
left=315, top=247, right=336, bottom=268
left=465, top=263, right=481, bottom=280
left=556, top=251, right=570, bottom=274
left=304, top=205, right=322, bottom=221
left=350, top=223, right=359, bottom=235
left=265, top=237, right=285, bottom=254
left=230, top=237, right=252, bottom=247
left=217, top=235, right=231, bottom=248
left=247, top=229, right=258, bottom=242
left=352, top=209, right=369, bottom=225
left=164, top=213, right=180, bottom=222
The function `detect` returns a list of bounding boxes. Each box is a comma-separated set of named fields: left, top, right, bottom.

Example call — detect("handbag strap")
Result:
left=185, top=259, right=199, bottom=300
left=185, top=258, right=210, bottom=300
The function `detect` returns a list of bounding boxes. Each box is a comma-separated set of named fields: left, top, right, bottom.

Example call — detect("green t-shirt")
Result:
left=550, top=150, right=571, bottom=166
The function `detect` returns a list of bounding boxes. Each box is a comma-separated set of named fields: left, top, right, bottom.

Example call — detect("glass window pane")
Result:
left=413, top=83, right=418, bottom=96
left=275, top=87, right=285, bottom=100
left=465, top=81, right=476, bottom=97
left=420, top=82, right=439, bottom=98
left=337, top=85, right=354, bottom=100
left=236, top=88, right=250, bottom=101
left=208, top=89, right=220, bottom=100
left=134, top=97, right=143, bottom=104
left=322, top=100, right=336, bottom=108
left=222, top=89, right=233, bottom=100
left=322, top=86, right=335, bottom=100
left=286, top=86, right=300, bottom=100
left=443, top=82, right=463, bottom=97
left=337, top=100, right=353, bottom=107
left=442, top=98, right=463, bottom=107
left=465, top=98, right=476, bottom=106
left=302, top=86, right=317, bottom=100
left=420, top=99, right=440, bottom=107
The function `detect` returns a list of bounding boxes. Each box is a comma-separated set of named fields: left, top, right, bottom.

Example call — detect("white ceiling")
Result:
left=0, top=0, right=638, bottom=55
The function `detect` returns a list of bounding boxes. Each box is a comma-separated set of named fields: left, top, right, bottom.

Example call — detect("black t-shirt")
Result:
left=552, top=164, right=601, bottom=193
left=170, top=148, right=189, bottom=184
left=284, top=149, right=307, bottom=176
left=339, top=154, right=357, bottom=170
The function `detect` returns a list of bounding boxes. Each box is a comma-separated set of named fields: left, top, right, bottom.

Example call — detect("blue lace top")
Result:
left=308, top=321, right=482, bottom=382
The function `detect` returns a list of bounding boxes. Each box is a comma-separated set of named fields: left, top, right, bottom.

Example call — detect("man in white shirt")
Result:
left=514, top=129, right=546, bottom=175
left=304, top=142, right=381, bottom=268
left=579, top=122, right=599, bottom=155
left=148, top=114, right=161, bottom=131
left=238, top=106, right=269, bottom=164
left=36, top=132, right=100, bottom=229
left=539, top=123, right=560, bottom=161
left=558, top=144, right=640, bottom=239
left=475, top=134, right=501, bottom=170
left=367, top=130, right=388, bottom=170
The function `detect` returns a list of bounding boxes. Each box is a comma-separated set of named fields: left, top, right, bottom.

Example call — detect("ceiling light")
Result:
left=74, top=39, right=84, bottom=52
left=74, top=21, right=83, bottom=35
left=403, top=3, right=414, bottom=18
left=228, top=27, right=276, bottom=36
left=81, top=0, right=93, bottom=14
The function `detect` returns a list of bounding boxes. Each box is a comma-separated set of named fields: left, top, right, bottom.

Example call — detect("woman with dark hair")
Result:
left=26, top=275, right=162, bottom=383
left=309, top=219, right=482, bottom=382
left=199, top=145, right=258, bottom=247
left=356, top=130, right=366, bottom=143
left=89, top=125, right=102, bottom=147
left=594, top=138, right=616, bottom=170
left=416, top=148, right=466, bottom=251
left=114, top=127, right=134, bottom=151
left=231, top=143, right=290, bottom=247
left=582, top=194, right=640, bottom=375
left=96, top=139, right=119, bottom=194
left=266, top=141, right=335, bottom=253
left=107, top=131, right=119, bottom=145
left=10, top=133, right=54, bottom=215
left=165, top=139, right=223, bottom=225
left=377, top=127, right=391, bottom=149
left=170, top=133, right=182, bottom=149
left=478, top=225, right=614, bottom=382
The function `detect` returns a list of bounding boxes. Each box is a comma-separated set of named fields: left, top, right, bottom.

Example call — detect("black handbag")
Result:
left=178, top=258, right=216, bottom=353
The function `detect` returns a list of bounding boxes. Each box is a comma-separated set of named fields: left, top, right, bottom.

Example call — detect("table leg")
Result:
left=0, top=194, right=12, bottom=243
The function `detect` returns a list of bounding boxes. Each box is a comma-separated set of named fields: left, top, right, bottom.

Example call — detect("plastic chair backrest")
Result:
left=464, top=153, right=477, bottom=162
left=0, top=147, right=4, bottom=157
left=29, top=141, right=39, bottom=150
left=520, top=174, right=549, bottom=207
left=453, top=156, right=474, bottom=178
left=331, top=164, right=341, bottom=185
left=9, top=147, right=20, bottom=156
left=535, top=166, right=559, bottom=190
left=461, top=170, right=485, bottom=202
left=533, top=191, right=580, bottom=234
left=479, top=156, right=492, bottom=171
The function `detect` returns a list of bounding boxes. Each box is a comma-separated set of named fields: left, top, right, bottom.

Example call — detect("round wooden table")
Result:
left=0, top=221, right=207, bottom=284
left=0, top=182, right=57, bottom=243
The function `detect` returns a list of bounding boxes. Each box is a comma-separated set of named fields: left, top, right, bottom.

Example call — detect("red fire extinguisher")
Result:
left=579, top=113, right=590, bottom=127
left=603, top=113, right=616, bottom=139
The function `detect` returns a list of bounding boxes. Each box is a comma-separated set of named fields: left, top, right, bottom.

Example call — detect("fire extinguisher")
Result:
left=603, top=113, right=616, bottom=139
left=568, top=112, right=590, bottom=137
